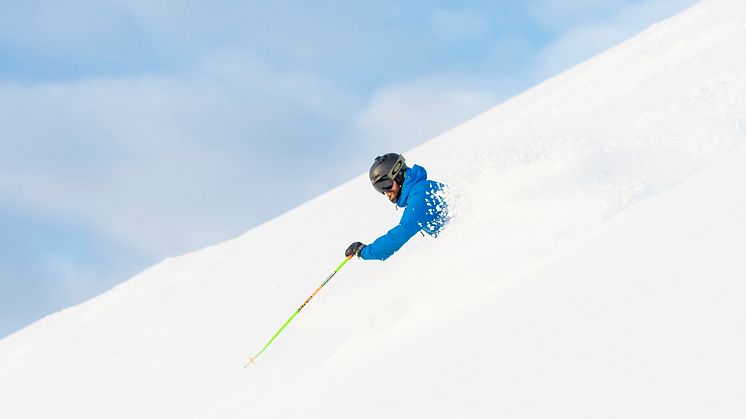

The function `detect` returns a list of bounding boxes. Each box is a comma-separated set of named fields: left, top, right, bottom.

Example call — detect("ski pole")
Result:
left=245, top=255, right=353, bottom=367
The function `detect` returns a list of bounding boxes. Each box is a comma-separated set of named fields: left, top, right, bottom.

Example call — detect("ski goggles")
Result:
left=373, top=178, right=395, bottom=194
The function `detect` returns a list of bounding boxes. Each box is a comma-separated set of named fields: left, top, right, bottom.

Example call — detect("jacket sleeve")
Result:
left=360, top=193, right=428, bottom=261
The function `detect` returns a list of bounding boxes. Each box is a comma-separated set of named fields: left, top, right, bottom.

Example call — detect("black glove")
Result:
left=345, top=242, right=366, bottom=258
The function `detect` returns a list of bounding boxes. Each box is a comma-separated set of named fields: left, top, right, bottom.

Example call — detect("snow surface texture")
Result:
left=2, top=1, right=746, bottom=417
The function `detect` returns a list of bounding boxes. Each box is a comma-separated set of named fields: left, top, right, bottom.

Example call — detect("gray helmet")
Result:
left=369, top=153, right=408, bottom=193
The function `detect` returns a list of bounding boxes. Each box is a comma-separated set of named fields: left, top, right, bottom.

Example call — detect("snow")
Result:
left=2, top=0, right=746, bottom=417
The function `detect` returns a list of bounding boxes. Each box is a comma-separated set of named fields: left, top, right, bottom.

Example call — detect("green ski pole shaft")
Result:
left=245, top=255, right=353, bottom=366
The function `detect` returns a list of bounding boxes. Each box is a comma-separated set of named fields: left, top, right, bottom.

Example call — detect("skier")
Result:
left=345, top=153, right=449, bottom=261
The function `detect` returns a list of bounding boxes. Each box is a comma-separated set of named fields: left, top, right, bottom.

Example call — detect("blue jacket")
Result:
left=360, top=165, right=448, bottom=261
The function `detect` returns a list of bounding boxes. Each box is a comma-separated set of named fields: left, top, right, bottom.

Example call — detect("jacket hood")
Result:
left=397, top=164, right=427, bottom=208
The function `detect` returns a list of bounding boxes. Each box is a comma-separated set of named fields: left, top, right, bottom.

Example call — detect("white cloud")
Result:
left=0, top=59, right=353, bottom=258
left=353, top=78, right=497, bottom=155
left=428, top=9, right=490, bottom=42
left=533, top=0, right=699, bottom=78
left=527, top=0, right=633, bottom=30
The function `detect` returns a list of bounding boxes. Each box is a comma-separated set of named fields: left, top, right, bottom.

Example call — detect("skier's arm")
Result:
left=359, top=210, right=421, bottom=261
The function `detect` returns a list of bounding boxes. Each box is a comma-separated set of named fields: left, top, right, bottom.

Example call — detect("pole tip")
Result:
left=243, top=356, right=257, bottom=368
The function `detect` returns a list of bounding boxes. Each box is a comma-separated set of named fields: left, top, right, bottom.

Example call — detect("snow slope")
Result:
left=2, top=0, right=746, bottom=417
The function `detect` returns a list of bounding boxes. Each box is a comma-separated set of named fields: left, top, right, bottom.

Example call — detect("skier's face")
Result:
left=384, top=181, right=400, bottom=204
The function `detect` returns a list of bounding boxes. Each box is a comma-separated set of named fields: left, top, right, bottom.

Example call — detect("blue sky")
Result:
left=0, top=0, right=698, bottom=338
